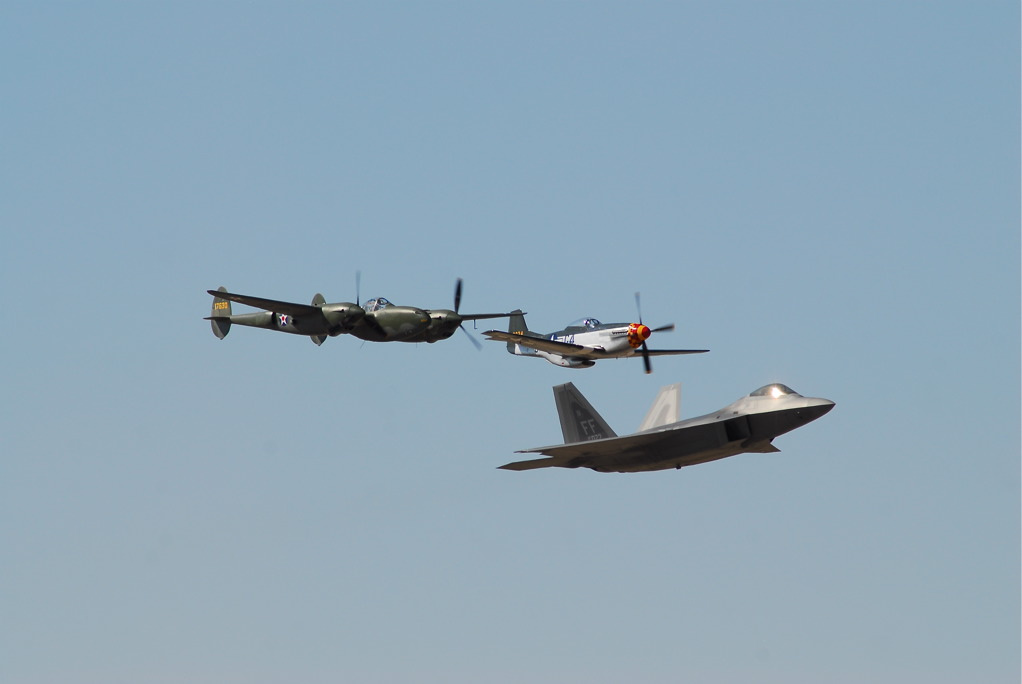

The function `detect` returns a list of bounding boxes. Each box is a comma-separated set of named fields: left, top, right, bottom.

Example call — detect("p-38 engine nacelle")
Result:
left=318, top=302, right=365, bottom=335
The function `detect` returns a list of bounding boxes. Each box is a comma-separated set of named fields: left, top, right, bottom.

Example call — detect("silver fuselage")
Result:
left=591, top=393, right=834, bottom=472
left=504, top=383, right=834, bottom=473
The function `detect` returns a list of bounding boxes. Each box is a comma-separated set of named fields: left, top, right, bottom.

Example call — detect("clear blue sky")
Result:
left=2, top=3, right=1018, bottom=683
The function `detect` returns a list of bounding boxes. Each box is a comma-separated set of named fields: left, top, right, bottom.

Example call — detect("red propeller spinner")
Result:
left=627, top=323, right=652, bottom=348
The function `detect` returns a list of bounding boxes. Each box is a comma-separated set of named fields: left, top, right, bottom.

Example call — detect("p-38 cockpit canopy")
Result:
left=362, top=297, right=393, bottom=313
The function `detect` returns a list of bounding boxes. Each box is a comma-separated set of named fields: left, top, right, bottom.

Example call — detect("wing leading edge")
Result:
left=640, top=349, right=710, bottom=357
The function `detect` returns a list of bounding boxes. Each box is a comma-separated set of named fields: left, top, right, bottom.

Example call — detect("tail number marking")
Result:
left=579, top=418, right=602, bottom=440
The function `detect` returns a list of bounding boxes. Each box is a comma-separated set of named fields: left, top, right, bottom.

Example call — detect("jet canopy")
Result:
left=363, top=297, right=393, bottom=313
left=750, top=383, right=801, bottom=398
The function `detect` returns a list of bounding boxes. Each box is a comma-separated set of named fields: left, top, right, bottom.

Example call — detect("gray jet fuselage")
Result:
left=502, top=383, right=834, bottom=473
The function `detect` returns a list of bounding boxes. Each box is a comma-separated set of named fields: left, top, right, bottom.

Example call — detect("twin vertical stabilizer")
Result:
left=551, top=382, right=680, bottom=445
left=552, top=383, right=617, bottom=443
left=638, top=383, right=680, bottom=431
left=207, top=286, right=232, bottom=339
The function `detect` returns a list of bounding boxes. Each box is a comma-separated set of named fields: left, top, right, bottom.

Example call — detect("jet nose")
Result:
left=804, top=398, right=835, bottom=421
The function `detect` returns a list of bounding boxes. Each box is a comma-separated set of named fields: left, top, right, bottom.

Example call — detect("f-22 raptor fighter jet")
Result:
left=501, top=382, right=834, bottom=473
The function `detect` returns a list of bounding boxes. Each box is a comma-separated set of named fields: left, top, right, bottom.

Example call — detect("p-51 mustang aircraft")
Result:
left=500, top=382, right=834, bottom=473
left=206, top=279, right=514, bottom=347
left=483, top=296, right=708, bottom=372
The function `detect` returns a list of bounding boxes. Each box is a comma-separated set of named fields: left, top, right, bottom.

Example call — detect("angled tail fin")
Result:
left=638, top=383, right=681, bottom=431
left=553, top=382, right=616, bottom=443
left=207, top=286, right=231, bottom=339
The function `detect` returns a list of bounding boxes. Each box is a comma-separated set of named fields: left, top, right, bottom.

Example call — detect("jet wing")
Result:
left=515, top=429, right=673, bottom=458
left=500, top=420, right=727, bottom=471
left=207, top=290, right=325, bottom=317
left=500, top=429, right=676, bottom=470
left=482, top=330, right=588, bottom=354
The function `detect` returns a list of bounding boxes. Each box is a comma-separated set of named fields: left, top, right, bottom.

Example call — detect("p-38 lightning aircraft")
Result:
left=483, top=296, right=708, bottom=372
left=206, top=279, right=514, bottom=347
left=500, top=382, right=834, bottom=473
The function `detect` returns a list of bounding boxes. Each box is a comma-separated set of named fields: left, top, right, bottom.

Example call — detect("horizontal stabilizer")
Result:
left=498, top=457, right=566, bottom=471
left=206, top=289, right=324, bottom=318
left=460, top=311, right=520, bottom=322
left=208, top=317, right=230, bottom=339
left=495, top=309, right=537, bottom=354
left=483, top=330, right=586, bottom=354
left=744, top=441, right=781, bottom=453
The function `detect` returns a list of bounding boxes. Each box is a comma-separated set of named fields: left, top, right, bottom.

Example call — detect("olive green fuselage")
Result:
left=219, top=306, right=464, bottom=343
left=351, top=307, right=463, bottom=343
left=220, top=308, right=362, bottom=337
left=206, top=282, right=513, bottom=347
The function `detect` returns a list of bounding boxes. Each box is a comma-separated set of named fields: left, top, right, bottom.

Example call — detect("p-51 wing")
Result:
left=483, top=330, right=708, bottom=359
left=641, top=348, right=711, bottom=357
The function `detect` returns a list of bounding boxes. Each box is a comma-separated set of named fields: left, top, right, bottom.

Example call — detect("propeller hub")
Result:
left=627, top=323, right=652, bottom=348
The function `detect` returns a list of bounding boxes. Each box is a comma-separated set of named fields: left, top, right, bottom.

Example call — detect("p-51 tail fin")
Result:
left=207, top=286, right=231, bottom=339
left=553, top=382, right=616, bottom=443
left=505, top=309, right=531, bottom=353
